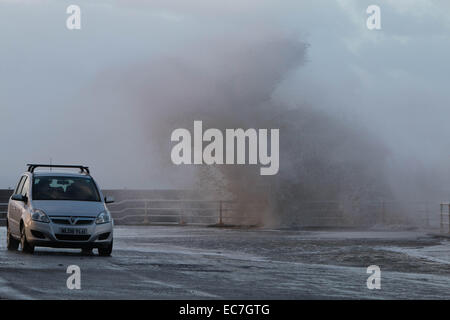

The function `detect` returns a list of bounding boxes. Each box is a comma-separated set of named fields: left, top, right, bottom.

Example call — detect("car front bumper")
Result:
left=24, top=218, right=113, bottom=249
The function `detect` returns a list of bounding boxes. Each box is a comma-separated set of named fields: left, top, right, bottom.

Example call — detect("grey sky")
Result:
left=0, top=0, right=449, bottom=193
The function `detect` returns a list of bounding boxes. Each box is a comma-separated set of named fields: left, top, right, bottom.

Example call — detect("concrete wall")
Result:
left=0, top=190, right=12, bottom=226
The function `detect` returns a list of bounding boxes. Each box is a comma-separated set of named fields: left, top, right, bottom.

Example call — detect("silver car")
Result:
left=6, top=164, right=114, bottom=256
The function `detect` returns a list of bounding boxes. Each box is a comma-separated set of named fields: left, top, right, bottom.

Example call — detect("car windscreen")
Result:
left=32, top=176, right=101, bottom=202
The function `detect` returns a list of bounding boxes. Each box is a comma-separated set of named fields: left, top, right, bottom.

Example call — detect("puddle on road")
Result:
left=383, top=241, right=450, bottom=265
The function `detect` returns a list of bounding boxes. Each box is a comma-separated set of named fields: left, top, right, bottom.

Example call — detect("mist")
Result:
left=1, top=0, right=449, bottom=226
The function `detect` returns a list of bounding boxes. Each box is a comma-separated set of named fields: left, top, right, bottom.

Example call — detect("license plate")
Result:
left=60, top=228, right=87, bottom=235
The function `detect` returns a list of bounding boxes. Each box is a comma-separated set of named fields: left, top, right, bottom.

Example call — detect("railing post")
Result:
left=440, top=204, right=444, bottom=234
left=144, top=200, right=148, bottom=224
left=219, top=200, right=223, bottom=226
left=179, top=211, right=185, bottom=225
left=448, top=204, right=450, bottom=234
left=179, top=200, right=186, bottom=225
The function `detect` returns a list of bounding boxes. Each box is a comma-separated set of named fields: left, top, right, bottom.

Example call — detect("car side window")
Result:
left=14, top=176, right=25, bottom=195
left=21, top=177, right=29, bottom=197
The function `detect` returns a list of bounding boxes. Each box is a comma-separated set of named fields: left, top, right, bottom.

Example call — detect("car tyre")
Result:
left=98, top=240, right=113, bottom=256
left=20, top=225, right=34, bottom=254
left=81, top=247, right=93, bottom=255
left=7, top=225, right=19, bottom=251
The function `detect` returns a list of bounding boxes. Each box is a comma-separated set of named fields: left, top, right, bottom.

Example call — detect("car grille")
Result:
left=75, top=219, right=94, bottom=225
left=55, top=234, right=90, bottom=241
left=51, top=218, right=71, bottom=225
left=51, top=217, right=95, bottom=225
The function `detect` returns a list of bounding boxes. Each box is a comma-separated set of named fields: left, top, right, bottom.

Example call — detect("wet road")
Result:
left=0, top=226, right=449, bottom=299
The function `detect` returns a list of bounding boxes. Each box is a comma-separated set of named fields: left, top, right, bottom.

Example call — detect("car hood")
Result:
left=32, top=200, right=105, bottom=217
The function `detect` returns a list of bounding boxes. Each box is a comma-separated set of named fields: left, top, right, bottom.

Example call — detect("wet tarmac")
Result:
left=0, top=226, right=449, bottom=299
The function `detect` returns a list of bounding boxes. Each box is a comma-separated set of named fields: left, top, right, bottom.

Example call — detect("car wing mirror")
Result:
left=11, top=194, right=26, bottom=202
left=104, top=196, right=115, bottom=204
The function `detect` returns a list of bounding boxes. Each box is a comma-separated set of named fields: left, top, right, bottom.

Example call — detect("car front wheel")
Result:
left=20, top=225, right=34, bottom=254
left=98, top=240, right=113, bottom=256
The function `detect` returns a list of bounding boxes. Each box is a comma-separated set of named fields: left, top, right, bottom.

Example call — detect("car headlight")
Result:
left=31, top=209, right=50, bottom=223
left=96, top=211, right=111, bottom=224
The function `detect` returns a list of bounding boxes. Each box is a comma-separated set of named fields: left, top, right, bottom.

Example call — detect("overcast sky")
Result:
left=0, top=0, right=449, bottom=191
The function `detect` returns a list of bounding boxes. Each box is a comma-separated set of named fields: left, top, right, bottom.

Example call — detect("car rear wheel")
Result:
left=7, top=225, right=19, bottom=251
left=20, top=225, right=34, bottom=254
left=98, top=240, right=113, bottom=256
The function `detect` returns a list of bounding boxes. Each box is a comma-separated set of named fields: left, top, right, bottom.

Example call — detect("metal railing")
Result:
left=0, top=199, right=256, bottom=226
left=0, top=202, right=7, bottom=225
left=440, top=203, right=450, bottom=234
left=107, top=199, right=238, bottom=226
left=0, top=199, right=447, bottom=229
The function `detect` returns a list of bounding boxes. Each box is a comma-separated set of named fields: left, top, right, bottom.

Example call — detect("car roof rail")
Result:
left=26, top=164, right=90, bottom=175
